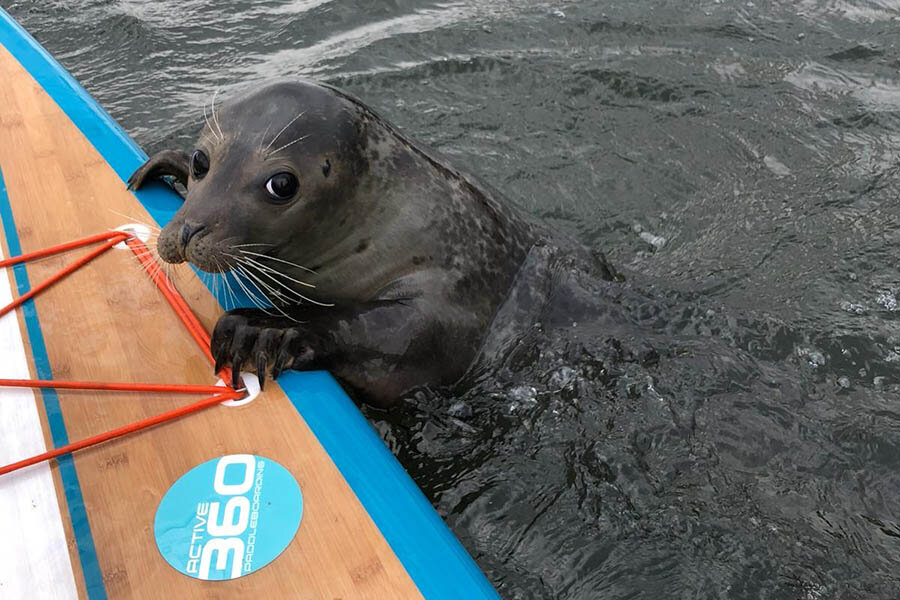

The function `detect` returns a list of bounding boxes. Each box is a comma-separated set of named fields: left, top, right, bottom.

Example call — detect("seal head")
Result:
left=152, top=82, right=368, bottom=290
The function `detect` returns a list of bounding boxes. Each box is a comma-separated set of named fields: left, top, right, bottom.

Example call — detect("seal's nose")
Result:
left=181, top=222, right=205, bottom=248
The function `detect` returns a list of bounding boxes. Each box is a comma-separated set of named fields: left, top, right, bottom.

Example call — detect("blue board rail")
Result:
left=0, top=8, right=499, bottom=599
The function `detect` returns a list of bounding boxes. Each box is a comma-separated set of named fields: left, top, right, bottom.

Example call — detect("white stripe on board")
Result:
left=0, top=253, right=79, bottom=599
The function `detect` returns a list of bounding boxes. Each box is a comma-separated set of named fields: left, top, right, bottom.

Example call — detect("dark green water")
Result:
left=6, top=1, right=900, bottom=598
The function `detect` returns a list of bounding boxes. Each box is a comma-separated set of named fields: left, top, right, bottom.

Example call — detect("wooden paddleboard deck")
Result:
left=0, top=9, right=497, bottom=599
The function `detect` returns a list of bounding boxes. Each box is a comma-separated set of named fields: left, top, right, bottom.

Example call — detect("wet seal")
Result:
left=128, top=80, right=616, bottom=406
left=154, top=454, right=302, bottom=580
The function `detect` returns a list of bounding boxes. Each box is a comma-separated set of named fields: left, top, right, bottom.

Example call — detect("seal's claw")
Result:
left=230, top=340, right=252, bottom=390
left=231, top=361, right=243, bottom=391
left=252, top=328, right=285, bottom=391
left=256, top=353, right=268, bottom=391
left=211, top=314, right=242, bottom=376
left=209, top=311, right=314, bottom=391
left=213, top=354, right=226, bottom=377
left=272, top=350, right=290, bottom=381
left=272, top=329, right=303, bottom=379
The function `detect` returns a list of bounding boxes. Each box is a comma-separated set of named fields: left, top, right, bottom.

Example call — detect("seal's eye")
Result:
left=265, top=172, right=299, bottom=202
left=191, top=150, right=209, bottom=180
left=322, top=159, right=331, bottom=178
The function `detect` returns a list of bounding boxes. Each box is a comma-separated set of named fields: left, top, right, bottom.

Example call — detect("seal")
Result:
left=128, top=80, right=615, bottom=406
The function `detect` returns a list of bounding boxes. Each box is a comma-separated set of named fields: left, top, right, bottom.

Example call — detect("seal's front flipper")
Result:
left=208, top=299, right=464, bottom=407
left=210, top=310, right=328, bottom=392
left=126, top=150, right=190, bottom=190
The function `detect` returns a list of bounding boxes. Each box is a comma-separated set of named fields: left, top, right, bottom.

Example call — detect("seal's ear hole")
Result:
left=322, top=159, right=331, bottom=178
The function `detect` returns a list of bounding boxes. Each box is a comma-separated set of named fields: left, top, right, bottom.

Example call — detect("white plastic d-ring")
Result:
left=113, top=223, right=152, bottom=250
left=217, top=372, right=261, bottom=407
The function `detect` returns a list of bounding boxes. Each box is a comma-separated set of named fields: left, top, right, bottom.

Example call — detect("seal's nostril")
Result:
left=181, top=223, right=205, bottom=247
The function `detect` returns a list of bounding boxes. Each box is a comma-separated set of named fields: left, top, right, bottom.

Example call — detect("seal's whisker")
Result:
left=199, top=270, right=213, bottom=305
left=231, top=243, right=274, bottom=249
left=125, top=237, right=161, bottom=256
left=234, top=262, right=285, bottom=303
left=225, top=273, right=238, bottom=311
left=210, top=261, right=226, bottom=310
left=164, top=261, right=177, bottom=291
left=230, top=256, right=316, bottom=304
left=241, top=257, right=312, bottom=284
left=237, top=262, right=297, bottom=307
left=236, top=261, right=309, bottom=297
left=138, top=258, right=163, bottom=287
left=211, top=88, right=226, bottom=141
left=202, top=100, right=218, bottom=142
left=231, top=265, right=284, bottom=318
left=126, top=246, right=163, bottom=275
left=262, top=111, right=306, bottom=155
left=107, top=209, right=162, bottom=233
left=229, top=253, right=316, bottom=290
left=235, top=257, right=331, bottom=308
left=257, top=123, right=272, bottom=154
left=225, top=273, right=238, bottom=310
left=232, top=256, right=332, bottom=307
left=236, top=249, right=317, bottom=274
left=234, top=265, right=301, bottom=323
left=229, top=264, right=274, bottom=314
left=130, top=241, right=179, bottom=292
left=125, top=238, right=163, bottom=261
left=268, top=134, right=310, bottom=157
left=235, top=260, right=308, bottom=308
left=219, top=261, right=240, bottom=312
left=218, top=274, right=230, bottom=311
left=211, top=258, right=230, bottom=310
left=236, top=258, right=325, bottom=303
left=208, top=272, right=218, bottom=306
left=209, top=264, right=220, bottom=309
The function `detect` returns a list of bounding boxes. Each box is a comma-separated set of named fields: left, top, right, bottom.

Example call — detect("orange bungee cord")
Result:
left=0, top=230, right=244, bottom=476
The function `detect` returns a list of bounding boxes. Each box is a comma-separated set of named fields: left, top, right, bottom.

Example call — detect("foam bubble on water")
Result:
left=763, top=154, right=792, bottom=176
left=797, top=347, right=826, bottom=367
left=448, top=400, right=472, bottom=418
left=876, top=290, right=898, bottom=311
left=837, top=376, right=851, bottom=389
left=449, top=417, right=477, bottom=434
left=839, top=301, right=867, bottom=315
left=639, top=231, right=667, bottom=250
left=548, top=366, right=577, bottom=390
left=509, top=385, right=537, bottom=404
left=506, top=385, right=538, bottom=415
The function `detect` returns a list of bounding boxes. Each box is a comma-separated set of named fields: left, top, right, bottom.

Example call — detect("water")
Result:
left=6, top=0, right=900, bottom=597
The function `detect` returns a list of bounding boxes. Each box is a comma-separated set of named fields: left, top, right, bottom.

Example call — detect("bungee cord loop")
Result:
left=0, top=230, right=245, bottom=477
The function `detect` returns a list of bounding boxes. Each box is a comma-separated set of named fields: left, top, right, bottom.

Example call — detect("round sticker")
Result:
left=154, top=454, right=302, bottom=580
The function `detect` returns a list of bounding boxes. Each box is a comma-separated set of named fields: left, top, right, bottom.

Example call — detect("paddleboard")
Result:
left=0, top=8, right=497, bottom=599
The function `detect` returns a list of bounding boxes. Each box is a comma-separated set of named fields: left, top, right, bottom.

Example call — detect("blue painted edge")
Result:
left=0, top=8, right=499, bottom=599
left=0, top=168, right=107, bottom=600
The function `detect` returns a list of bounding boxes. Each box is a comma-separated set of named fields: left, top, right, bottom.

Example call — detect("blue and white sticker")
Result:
left=154, top=455, right=303, bottom=580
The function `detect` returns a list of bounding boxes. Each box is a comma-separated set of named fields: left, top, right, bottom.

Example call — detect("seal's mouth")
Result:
left=158, top=222, right=234, bottom=274
left=186, top=256, right=232, bottom=274
left=182, top=246, right=235, bottom=274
